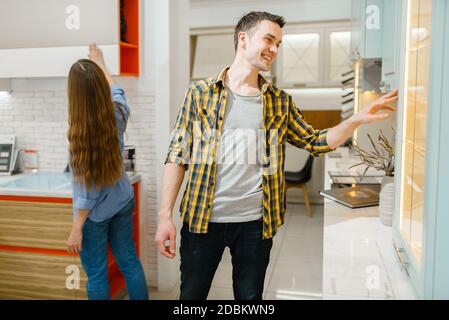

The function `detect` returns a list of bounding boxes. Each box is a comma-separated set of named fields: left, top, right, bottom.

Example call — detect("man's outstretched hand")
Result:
left=326, top=89, right=399, bottom=149
left=353, top=89, right=398, bottom=125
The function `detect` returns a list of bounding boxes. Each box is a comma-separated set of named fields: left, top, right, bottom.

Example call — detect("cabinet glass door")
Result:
left=328, top=31, right=351, bottom=83
left=279, top=33, right=321, bottom=86
left=399, top=0, right=432, bottom=268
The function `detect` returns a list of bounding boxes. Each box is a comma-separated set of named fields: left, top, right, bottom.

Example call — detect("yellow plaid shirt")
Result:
left=165, top=67, right=333, bottom=239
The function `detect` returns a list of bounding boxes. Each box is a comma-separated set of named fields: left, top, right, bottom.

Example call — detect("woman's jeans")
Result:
left=80, top=198, right=148, bottom=300
left=180, top=219, right=273, bottom=300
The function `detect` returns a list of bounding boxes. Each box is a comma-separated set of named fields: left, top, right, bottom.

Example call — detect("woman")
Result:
left=66, top=44, right=148, bottom=300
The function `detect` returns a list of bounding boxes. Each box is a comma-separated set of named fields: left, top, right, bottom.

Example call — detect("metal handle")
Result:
left=379, top=80, right=392, bottom=93
left=350, top=49, right=361, bottom=63
left=393, top=242, right=410, bottom=275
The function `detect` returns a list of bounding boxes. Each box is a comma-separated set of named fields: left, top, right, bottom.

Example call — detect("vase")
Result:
left=379, top=175, right=395, bottom=226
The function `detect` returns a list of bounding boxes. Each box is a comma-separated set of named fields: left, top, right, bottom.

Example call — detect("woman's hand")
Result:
left=67, top=226, right=83, bottom=255
left=88, top=43, right=106, bottom=69
left=87, top=43, right=115, bottom=85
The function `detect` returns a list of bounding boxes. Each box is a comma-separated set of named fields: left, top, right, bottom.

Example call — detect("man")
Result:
left=155, top=11, right=397, bottom=300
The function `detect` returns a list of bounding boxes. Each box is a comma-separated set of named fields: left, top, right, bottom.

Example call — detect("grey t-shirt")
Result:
left=210, top=87, right=264, bottom=223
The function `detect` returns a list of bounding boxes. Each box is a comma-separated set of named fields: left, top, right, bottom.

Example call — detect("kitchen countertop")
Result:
left=0, top=171, right=141, bottom=198
left=322, top=147, right=416, bottom=299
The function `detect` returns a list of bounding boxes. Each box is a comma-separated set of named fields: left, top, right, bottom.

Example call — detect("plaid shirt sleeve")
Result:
left=286, top=96, right=335, bottom=157
left=164, top=86, right=195, bottom=170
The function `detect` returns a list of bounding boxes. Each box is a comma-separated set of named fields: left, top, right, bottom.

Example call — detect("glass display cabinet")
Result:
left=393, top=0, right=449, bottom=299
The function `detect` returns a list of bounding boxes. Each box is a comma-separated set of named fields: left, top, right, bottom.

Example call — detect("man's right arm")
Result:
left=154, top=163, right=185, bottom=259
left=155, top=85, right=195, bottom=259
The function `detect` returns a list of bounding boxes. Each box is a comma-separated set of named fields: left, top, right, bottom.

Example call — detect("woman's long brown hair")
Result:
left=67, top=59, right=123, bottom=191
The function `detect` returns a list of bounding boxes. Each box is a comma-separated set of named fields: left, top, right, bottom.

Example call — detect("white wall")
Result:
left=151, top=0, right=190, bottom=293
left=190, top=0, right=351, bottom=29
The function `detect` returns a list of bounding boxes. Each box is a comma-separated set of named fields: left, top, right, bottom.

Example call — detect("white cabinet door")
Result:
left=278, top=32, right=323, bottom=87
left=0, top=0, right=119, bottom=77
left=381, top=0, right=402, bottom=90
left=351, top=0, right=365, bottom=59
left=350, top=0, right=384, bottom=60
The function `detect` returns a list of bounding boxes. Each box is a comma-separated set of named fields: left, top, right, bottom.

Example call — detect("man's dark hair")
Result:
left=233, top=11, right=286, bottom=51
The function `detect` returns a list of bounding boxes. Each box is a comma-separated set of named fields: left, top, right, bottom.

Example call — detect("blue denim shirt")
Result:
left=71, top=84, right=133, bottom=222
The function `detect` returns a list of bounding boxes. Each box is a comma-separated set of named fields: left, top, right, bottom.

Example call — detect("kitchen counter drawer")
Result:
left=0, top=200, right=72, bottom=250
left=0, top=250, right=87, bottom=300
left=0, top=178, right=142, bottom=299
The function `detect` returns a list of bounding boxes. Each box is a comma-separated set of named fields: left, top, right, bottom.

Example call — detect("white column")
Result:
left=149, top=0, right=190, bottom=292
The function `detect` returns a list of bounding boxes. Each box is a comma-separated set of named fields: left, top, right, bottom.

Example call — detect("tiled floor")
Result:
left=148, top=203, right=325, bottom=300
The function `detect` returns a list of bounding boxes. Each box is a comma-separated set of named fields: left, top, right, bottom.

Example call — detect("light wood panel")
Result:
left=0, top=250, right=87, bottom=300
left=0, top=201, right=73, bottom=250
left=301, top=110, right=341, bottom=130
left=0, top=181, right=141, bottom=299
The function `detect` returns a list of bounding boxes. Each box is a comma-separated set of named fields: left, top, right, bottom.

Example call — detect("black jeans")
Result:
left=179, top=219, right=273, bottom=300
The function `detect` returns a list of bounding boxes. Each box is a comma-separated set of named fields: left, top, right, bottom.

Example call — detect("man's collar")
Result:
left=210, top=66, right=281, bottom=97
left=210, top=67, right=228, bottom=87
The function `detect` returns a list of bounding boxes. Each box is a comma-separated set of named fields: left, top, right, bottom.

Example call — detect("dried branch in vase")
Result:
left=350, top=129, right=395, bottom=179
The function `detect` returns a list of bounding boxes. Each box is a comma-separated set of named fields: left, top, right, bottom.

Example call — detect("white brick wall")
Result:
left=0, top=88, right=159, bottom=286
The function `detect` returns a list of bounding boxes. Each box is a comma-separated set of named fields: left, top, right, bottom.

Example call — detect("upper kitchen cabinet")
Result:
left=380, top=0, right=403, bottom=92
left=350, top=0, right=384, bottom=61
left=393, top=0, right=449, bottom=299
left=277, top=22, right=351, bottom=88
left=0, top=0, right=139, bottom=78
